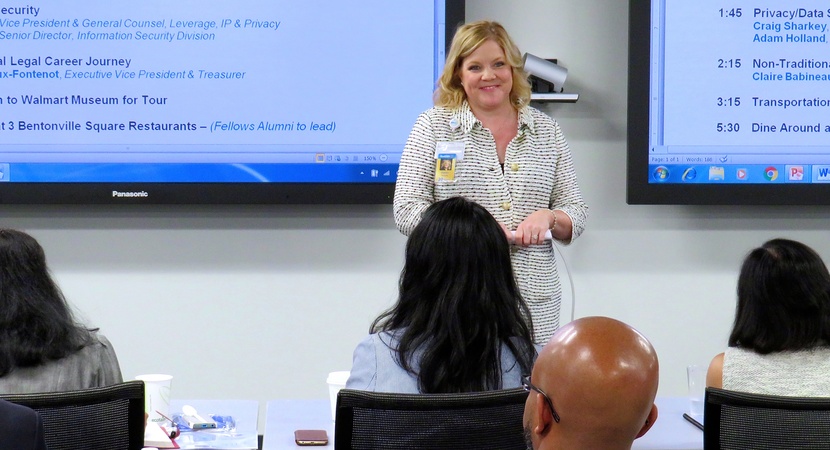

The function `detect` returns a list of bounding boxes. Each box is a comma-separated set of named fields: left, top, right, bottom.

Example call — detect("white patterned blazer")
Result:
left=393, top=102, right=588, bottom=342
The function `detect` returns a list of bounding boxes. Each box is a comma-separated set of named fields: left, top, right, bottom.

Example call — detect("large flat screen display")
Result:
left=0, top=0, right=464, bottom=204
left=628, top=0, right=830, bottom=204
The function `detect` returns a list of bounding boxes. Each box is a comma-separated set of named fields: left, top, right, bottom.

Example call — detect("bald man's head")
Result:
left=523, top=316, right=659, bottom=450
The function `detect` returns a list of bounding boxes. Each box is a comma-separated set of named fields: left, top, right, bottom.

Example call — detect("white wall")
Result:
left=6, top=0, right=830, bottom=430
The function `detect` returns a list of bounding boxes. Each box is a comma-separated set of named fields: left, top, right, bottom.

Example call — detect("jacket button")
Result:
left=501, top=202, right=511, bottom=210
left=511, top=163, right=519, bottom=172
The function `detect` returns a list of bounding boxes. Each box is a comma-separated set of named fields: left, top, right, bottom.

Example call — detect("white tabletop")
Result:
left=169, top=399, right=260, bottom=450
left=262, top=397, right=702, bottom=450
left=262, top=399, right=333, bottom=449
left=633, top=397, right=703, bottom=450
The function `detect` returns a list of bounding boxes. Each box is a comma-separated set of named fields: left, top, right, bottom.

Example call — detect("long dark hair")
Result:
left=729, top=238, right=830, bottom=354
left=0, top=229, right=95, bottom=375
left=372, top=197, right=536, bottom=393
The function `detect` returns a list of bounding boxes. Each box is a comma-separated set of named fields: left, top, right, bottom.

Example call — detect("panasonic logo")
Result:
left=112, top=190, right=149, bottom=198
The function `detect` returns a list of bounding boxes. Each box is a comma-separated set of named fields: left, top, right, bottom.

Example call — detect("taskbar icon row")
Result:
left=650, top=164, right=830, bottom=184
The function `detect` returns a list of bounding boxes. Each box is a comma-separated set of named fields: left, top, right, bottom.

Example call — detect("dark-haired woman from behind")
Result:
left=707, top=238, right=830, bottom=395
left=347, top=196, right=539, bottom=393
left=0, top=229, right=123, bottom=393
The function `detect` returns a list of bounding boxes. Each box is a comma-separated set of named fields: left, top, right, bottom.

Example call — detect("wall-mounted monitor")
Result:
left=0, top=0, right=464, bottom=204
left=628, top=0, right=830, bottom=205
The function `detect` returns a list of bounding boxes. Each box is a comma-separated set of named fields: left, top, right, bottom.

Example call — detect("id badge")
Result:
left=435, top=141, right=464, bottom=182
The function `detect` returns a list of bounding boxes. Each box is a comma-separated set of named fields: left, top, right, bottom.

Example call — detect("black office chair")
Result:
left=334, top=387, right=528, bottom=450
left=704, top=386, right=830, bottom=450
left=1, top=380, right=146, bottom=450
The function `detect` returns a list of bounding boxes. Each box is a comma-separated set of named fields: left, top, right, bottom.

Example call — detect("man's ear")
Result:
left=532, top=392, right=553, bottom=435
left=635, top=404, right=659, bottom=439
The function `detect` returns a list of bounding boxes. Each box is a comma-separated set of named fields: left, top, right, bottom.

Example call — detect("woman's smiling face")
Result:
left=459, top=39, right=514, bottom=112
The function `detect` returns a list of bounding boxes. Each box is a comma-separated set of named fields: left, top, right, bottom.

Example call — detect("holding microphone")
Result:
left=393, top=20, right=588, bottom=342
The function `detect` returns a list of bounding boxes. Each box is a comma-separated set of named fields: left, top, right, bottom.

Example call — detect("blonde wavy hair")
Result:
left=434, top=20, right=531, bottom=109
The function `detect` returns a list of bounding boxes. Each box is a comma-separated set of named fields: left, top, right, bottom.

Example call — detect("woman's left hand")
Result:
left=513, top=209, right=555, bottom=247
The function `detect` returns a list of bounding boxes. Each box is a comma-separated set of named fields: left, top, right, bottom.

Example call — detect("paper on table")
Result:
left=173, top=430, right=257, bottom=450
left=144, top=422, right=179, bottom=449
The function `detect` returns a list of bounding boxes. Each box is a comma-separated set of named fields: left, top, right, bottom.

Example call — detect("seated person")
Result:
left=0, top=229, right=123, bottom=393
left=346, top=196, right=539, bottom=393
left=524, top=316, right=659, bottom=450
left=707, top=238, right=830, bottom=395
left=0, top=399, right=47, bottom=450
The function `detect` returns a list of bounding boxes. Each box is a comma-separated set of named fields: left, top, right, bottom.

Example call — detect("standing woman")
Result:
left=0, top=229, right=123, bottom=393
left=394, top=20, right=588, bottom=342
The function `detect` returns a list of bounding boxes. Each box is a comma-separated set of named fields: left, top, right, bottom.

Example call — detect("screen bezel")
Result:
left=0, top=1, right=465, bottom=205
left=626, top=0, right=830, bottom=206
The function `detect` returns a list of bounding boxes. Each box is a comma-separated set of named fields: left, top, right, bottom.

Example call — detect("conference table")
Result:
left=169, top=399, right=260, bottom=450
left=261, top=397, right=703, bottom=450
left=632, top=397, right=703, bottom=450
left=262, top=399, right=333, bottom=449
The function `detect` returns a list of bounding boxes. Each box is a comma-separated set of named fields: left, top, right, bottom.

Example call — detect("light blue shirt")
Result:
left=346, top=331, right=539, bottom=393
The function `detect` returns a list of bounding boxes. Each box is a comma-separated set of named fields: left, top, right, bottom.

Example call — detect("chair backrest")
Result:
left=334, top=387, right=528, bottom=450
left=1, top=380, right=146, bottom=450
left=704, top=386, right=830, bottom=450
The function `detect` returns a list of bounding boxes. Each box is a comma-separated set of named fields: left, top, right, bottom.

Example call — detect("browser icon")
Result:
left=764, top=166, right=778, bottom=181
